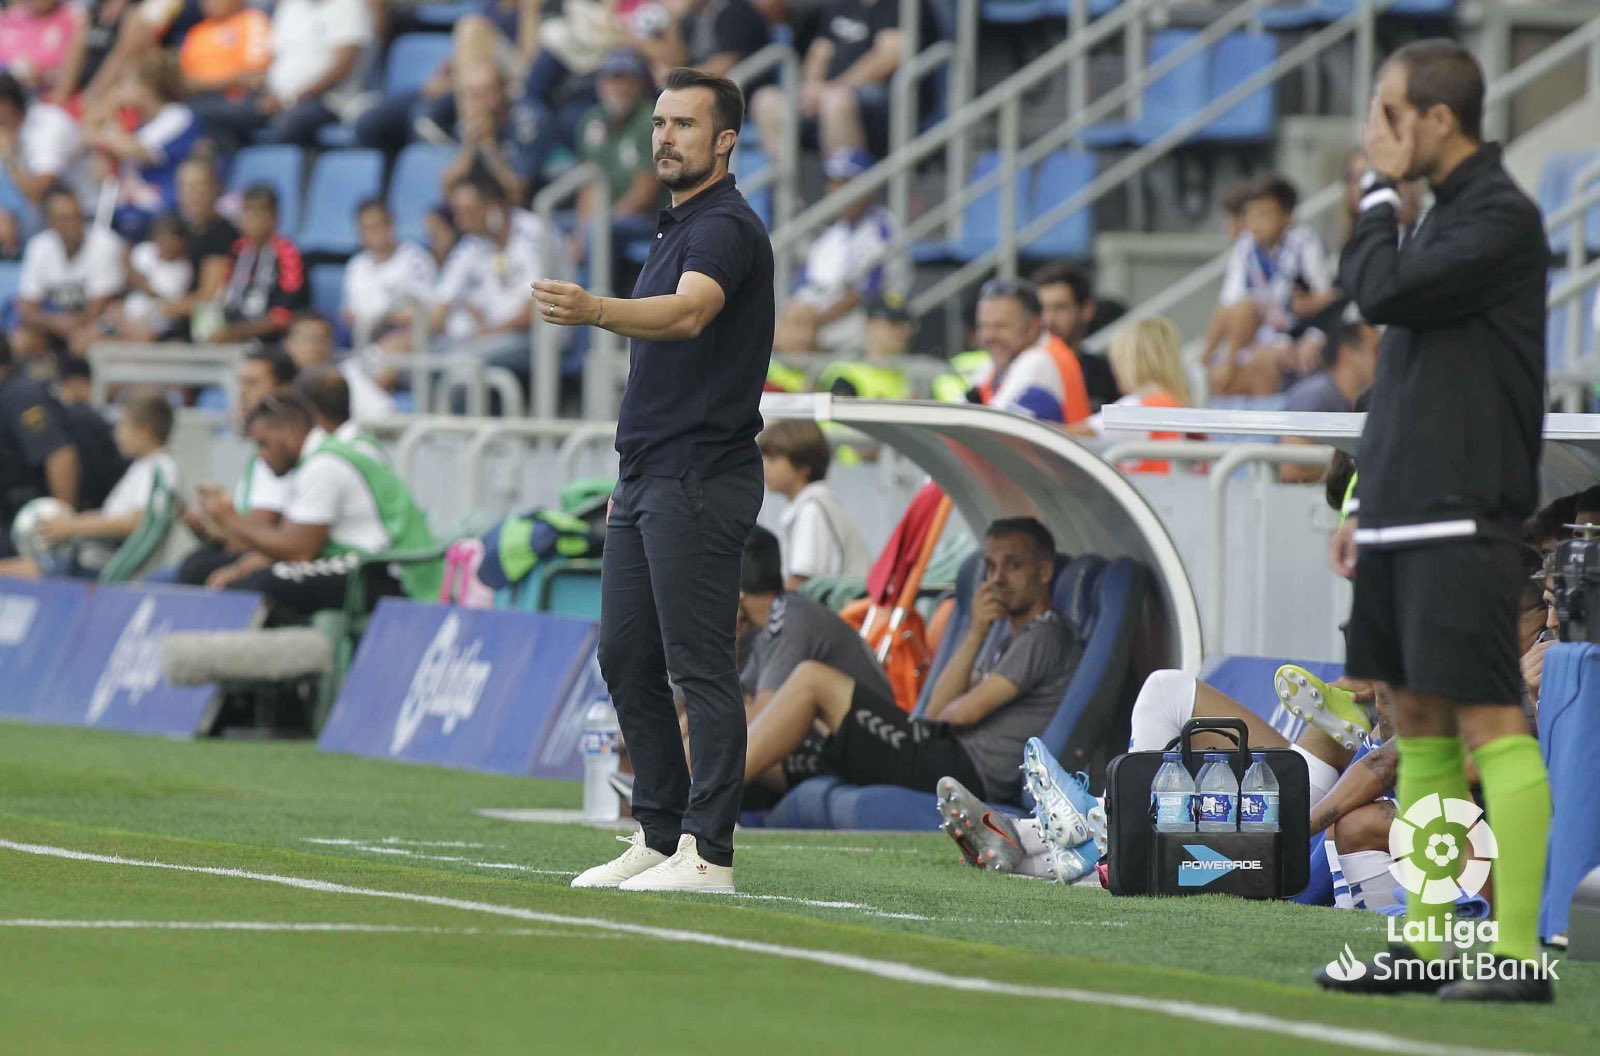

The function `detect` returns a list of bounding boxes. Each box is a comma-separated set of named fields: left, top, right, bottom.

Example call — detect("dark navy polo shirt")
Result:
left=616, top=173, right=774, bottom=479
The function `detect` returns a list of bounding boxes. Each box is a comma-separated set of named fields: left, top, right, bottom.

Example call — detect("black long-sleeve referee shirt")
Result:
left=1340, top=144, right=1548, bottom=547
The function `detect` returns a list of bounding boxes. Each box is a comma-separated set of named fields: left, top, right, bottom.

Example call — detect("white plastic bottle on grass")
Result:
left=1150, top=752, right=1196, bottom=832
left=1239, top=752, right=1280, bottom=833
left=1195, top=752, right=1239, bottom=832
left=581, top=699, right=621, bottom=822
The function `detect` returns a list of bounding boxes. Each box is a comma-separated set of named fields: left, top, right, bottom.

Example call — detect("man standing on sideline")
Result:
left=534, top=68, right=773, bottom=894
left=1316, top=41, right=1553, bottom=1002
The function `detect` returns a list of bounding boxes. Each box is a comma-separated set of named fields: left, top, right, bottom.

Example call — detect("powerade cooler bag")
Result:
left=1104, top=718, right=1310, bottom=899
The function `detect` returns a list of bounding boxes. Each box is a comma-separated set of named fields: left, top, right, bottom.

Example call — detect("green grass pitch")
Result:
left=0, top=722, right=1594, bottom=1055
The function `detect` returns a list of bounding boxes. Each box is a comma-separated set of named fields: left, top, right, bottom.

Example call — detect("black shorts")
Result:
left=1345, top=539, right=1523, bottom=704
left=831, top=685, right=982, bottom=795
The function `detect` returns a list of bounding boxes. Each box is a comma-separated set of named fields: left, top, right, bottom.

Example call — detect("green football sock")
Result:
left=1473, top=734, right=1551, bottom=962
left=1396, top=735, right=1471, bottom=961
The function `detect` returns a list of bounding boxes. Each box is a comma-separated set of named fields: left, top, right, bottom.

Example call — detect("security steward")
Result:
left=0, top=338, right=80, bottom=556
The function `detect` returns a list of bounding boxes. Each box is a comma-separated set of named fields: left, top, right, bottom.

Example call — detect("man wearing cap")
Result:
left=774, top=148, right=896, bottom=354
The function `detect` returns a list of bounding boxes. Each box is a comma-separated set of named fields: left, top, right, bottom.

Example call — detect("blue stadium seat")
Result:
left=1080, top=29, right=1208, bottom=149
left=298, top=150, right=385, bottom=256
left=388, top=143, right=453, bottom=244
left=1539, top=151, right=1600, bottom=256
left=0, top=258, right=20, bottom=329
left=980, top=0, right=1118, bottom=25
left=1194, top=32, right=1278, bottom=144
left=309, top=263, right=346, bottom=319
left=226, top=145, right=304, bottom=234
left=1023, top=149, right=1096, bottom=259
left=765, top=552, right=1148, bottom=830
left=542, top=565, right=604, bottom=619
left=732, top=144, right=773, bottom=228
left=384, top=34, right=453, bottom=97
left=911, top=151, right=1025, bottom=263
left=1547, top=269, right=1600, bottom=373
left=1259, top=0, right=1455, bottom=32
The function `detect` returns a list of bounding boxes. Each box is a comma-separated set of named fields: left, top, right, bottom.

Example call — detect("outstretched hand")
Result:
left=532, top=279, right=602, bottom=327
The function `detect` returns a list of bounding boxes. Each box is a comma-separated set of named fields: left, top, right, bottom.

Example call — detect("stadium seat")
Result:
left=1546, top=269, right=1600, bottom=373
left=1022, top=149, right=1096, bottom=259
left=733, top=145, right=773, bottom=229
left=1194, top=32, right=1278, bottom=144
left=0, top=258, right=21, bottom=325
left=298, top=150, right=385, bottom=256
left=765, top=553, right=1148, bottom=830
left=384, top=34, right=453, bottom=97
left=980, top=0, right=1119, bottom=23
left=1258, top=0, right=1455, bottom=32
left=388, top=143, right=453, bottom=244
left=226, top=145, right=304, bottom=234
left=1080, top=30, right=1208, bottom=149
left=912, top=151, right=1026, bottom=263
left=309, top=263, right=346, bottom=319
left=1539, top=151, right=1600, bottom=256
left=540, top=561, right=604, bottom=620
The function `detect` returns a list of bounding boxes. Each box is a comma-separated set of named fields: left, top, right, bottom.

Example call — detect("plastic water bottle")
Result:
left=1151, top=751, right=1196, bottom=832
left=581, top=699, right=621, bottom=822
left=1239, top=752, right=1280, bottom=833
left=1195, top=752, right=1239, bottom=832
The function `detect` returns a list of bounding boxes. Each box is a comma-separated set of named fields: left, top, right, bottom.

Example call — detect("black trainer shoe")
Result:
left=1315, top=944, right=1457, bottom=995
left=1439, top=956, right=1555, bottom=1003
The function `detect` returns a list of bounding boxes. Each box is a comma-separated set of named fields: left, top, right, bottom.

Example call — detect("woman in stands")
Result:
left=1069, top=316, right=1192, bottom=474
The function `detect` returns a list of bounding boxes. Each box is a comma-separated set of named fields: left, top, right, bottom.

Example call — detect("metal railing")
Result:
left=729, top=41, right=801, bottom=296
left=1549, top=158, right=1600, bottom=372
left=530, top=162, right=613, bottom=421
left=89, top=342, right=250, bottom=407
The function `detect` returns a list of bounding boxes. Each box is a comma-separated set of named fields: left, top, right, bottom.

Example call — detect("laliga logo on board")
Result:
left=1389, top=793, right=1497, bottom=905
left=87, top=597, right=172, bottom=723
left=390, top=613, right=494, bottom=754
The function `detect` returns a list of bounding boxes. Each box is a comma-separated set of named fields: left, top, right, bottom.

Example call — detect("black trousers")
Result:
left=597, top=462, right=763, bottom=867
left=229, top=554, right=404, bottom=623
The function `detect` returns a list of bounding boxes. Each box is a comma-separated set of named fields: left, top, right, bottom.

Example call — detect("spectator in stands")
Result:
left=862, top=292, right=911, bottom=359
left=440, top=62, right=544, bottom=207
left=88, top=51, right=202, bottom=239
left=72, top=0, right=192, bottom=120
left=12, top=185, right=127, bottom=364
left=190, top=0, right=375, bottom=150
left=743, top=517, right=1078, bottom=801
left=1071, top=317, right=1191, bottom=474
left=748, top=0, right=931, bottom=160
left=175, top=157, right=235, bottom=312
left=424, top=204, right=456, bottom=269
left=1278, top=322, right=1378, bottom=484
left=630, top=0, right=771, bottom=81
left=971, top=278, right=1090, bottom=426
left=200, top=390, right=439, bottom=617
left=1032, top=262, right=1118, bottom=411
left=0, top=334, right=80, bottom=553
left=0, top=71, right=82, bottom=256
left=285, top=314, right=394, bottom=422
left=112, top=212, right=192, bottom=341
left=343, top=198, right=436, bottom=349
left=773, top=148, right=893, bottom=355
left=174, top=346, right=297, bottom=586
left=428, top=175, right=572, bottom=382
left=209, top=184, right=307, bottom=345
left=177, top=0, right=272, bottom=100
left=0, top=387, right=177, bottom=578
left=757, top=419, right=870, bottom=589
left=52, top=357, right=126, bottom=511
left=0, top=0, right=89, bottom=100
left=1202, top=174, right=1336, bottom=397
left=574, top=49, right=659, bottom=267
left=295, top=362, right=386, bottom=457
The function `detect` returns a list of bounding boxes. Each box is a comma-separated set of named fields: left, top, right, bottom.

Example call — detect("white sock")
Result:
left=1013, top=852, right=1054, bottom=879
left=1341, top=849, right=1402, bottom=913
left=1291, top=743, right=1341, bottom=805
left=1015, top=817, right=1048, bottom=855
left=1128, top=670, right=1197, bottom=751
left=1327, top=838, right=1355, bottom=909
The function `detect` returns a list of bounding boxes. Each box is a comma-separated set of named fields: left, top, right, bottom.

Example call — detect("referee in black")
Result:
left=536, top=68, right=772, bottom=894
left=1317, top=41, right=1553, bottom=1001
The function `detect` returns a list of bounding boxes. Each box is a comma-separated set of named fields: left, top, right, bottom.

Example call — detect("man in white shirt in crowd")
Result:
left=0, top=71, right=82, bottom=256
left=342, top=198, right=436, bottom=348
left=774, top=148, right=894, bottom=354
left=11, top=185, right=126, bottom=365
left=189, top=0, right=374, bottom=150
left=285, top=315, right=395, bottom=423
left=429, top=174, right=573, bottom=387
left=758, top=418, right=870, bottom=590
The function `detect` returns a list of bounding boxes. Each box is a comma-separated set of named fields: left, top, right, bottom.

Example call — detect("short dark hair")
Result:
left=449, top=173, right=506, bottom=206
left=357, top=197, right=389, bottom=219
left=42, top=183, right=79, bottom=213
left=246, top=389, right=315, bottom=432
left=1221, top=182, right=1252, bottom=218
left=243, top=183, right=279, bottom=214
left=758, top=419, right=831, bottom=483
left=122, top=388, right=174, bottom=444
left=1528, top=493, right=1580, bottom=548
left=149, top=213, right=189, bottom=242
left=977, top=278, right=1042, bottom=317
left=662, top=66, right=744, bottom=136
left=296, top=365, right=350, bottom=425
left=1030, top=262, right=1094, bottom=307
left=245, top=346, right=298, bottom=387
left=0, top=72, right=27, bottom=112
left=1247, top=174, right=1298, bottom=214
left=985, top=517, right=1056, bottom=563
left=1389, top=39, right=1485, bottom=141
left=740, top=525, right=785, bottom=595
left=59, top=356, right=92, bottom=382
left=1324, top=322, right=1369, bottom=369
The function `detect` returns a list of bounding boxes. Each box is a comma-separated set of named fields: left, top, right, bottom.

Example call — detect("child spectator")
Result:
left=1071, top=317, right=1192, bottom=474
left=209, top=184, right=307, bottom=344
left=115, top=213, right=192, bottom=340
left=758, top=418, right=870, bottom=589
left=0, top=386, right=177, bottom=578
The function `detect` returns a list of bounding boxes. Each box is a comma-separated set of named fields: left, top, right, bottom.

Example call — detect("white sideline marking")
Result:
left=305, top=838, right=498, bottom=849
left=0, top=919, right=607, bottom=938
left=0, top=839, right=1542, bottom=1056
left=303, top=839, right=577, bottom=877
left=736, top=844, right=920, bottom=854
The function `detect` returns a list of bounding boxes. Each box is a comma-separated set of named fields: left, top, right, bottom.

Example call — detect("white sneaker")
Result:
left=616, top=834, right=734, bottom=894
left=570, top=831, right=667, bottom=889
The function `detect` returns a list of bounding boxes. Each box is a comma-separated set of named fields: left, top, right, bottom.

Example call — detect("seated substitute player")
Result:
left=742, top=517, right=1078, bottom=803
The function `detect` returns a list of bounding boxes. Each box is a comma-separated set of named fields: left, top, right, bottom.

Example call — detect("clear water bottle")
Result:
left=1150, top=751, right=1196, bottom=832
left=1195, top=752, right=1239, bottom=832
left=1239, top=752, right=1280, bottom=833
left=581, top=699, right=621, bottom=822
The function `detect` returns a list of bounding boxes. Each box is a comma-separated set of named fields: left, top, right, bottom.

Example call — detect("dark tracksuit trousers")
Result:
left=596, top=461, right=763, bottom=867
